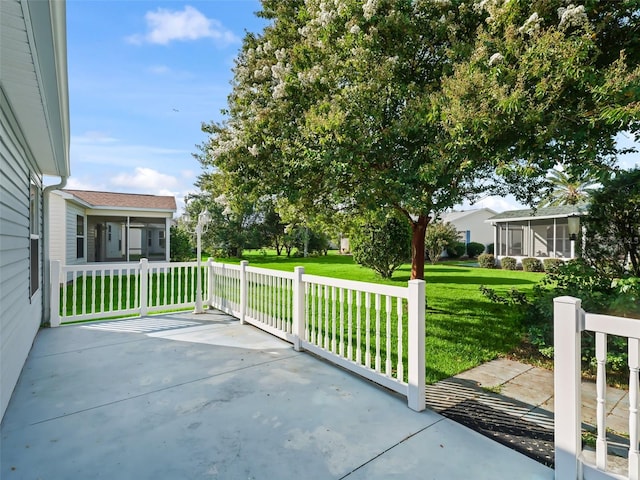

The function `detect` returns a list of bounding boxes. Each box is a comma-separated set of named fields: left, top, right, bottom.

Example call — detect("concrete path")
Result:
left=427, top=358, right=632, bottom=474
left=1, top=312, right=553, bottom=480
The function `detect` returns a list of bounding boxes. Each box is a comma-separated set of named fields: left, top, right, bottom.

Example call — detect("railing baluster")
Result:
left=375, top=294, right=381, bottom=372
left=72, top=270, right=78, bottom=317
left=397, top=297, right=404, bottom=381
left=596, top=332, right=608, bottom=470
left=385, top=296, right=392, bottom=376
left=311, top=283, right=317, bottom=345
left=91, top=270, right=96, bottom=314
left=61, top=269, right=68, bottom=318
left=356, top=291, right=362, bottom=365
left=331, top=286, right=337, bottom=353
left=81, top=270, right=87, bottom=315
left=339, top=288, right=345, bottom=356
left=324, top=285, right=329, bottom=350
left=100, top=269, right=105, bottom=313
left=365, top=292, right=371, bottom=368
left=347, top=289, right=353, bottom=361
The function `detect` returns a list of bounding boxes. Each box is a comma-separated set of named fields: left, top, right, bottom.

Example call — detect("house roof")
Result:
left=62, top=190, right=177, bottom=212
left=441, top=208, right=497, bottom=223
left=489, top=204, right=588, bottom=222
left=1, top=0, right=70, bottom=177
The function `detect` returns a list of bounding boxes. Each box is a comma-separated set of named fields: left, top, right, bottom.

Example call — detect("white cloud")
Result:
left=112, top=167, right=180, bottom=191
left=127, top=6, right=239, bottom=46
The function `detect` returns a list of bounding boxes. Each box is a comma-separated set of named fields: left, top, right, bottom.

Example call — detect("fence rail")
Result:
left=50, top=258, right=425, bottom=411
left=554, top=297, right=640, bottom=480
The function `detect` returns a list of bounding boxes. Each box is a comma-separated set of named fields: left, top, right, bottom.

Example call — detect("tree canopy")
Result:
left=196, top=0, right=639, bottom=279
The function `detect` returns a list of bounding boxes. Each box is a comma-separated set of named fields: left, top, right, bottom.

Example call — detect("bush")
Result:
left=170, top=225, right=193, bottom=261
left=446, top=241, right=467, bottom=259
left=486, top=243, right=494, bottom=254
left=351, top=215, right=411, bottom=278
left=521, top=257, right=543, bottom=272
left=425, top=221, right=459, bottom=264
left=501, top=256, right=517, bottom=270
left=466, top=242, right=485, bottom=258
left=543, top=258, right=564, bottom=273
left=478, top=253, right=496, bottom=268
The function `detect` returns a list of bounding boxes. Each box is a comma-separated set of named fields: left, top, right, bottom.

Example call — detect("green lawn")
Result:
left=218, top=250, right=542, bottom=384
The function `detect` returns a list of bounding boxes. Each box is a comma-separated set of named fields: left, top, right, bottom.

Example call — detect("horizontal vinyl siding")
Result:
left=0, top=90, right=42, bottom=420
left=49, top=192, right=66, bottom=263
left=65, top=204, right=84, bottom=265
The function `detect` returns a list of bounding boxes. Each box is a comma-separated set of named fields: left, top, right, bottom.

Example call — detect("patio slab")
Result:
left=1, top=311, right=553, bottom=480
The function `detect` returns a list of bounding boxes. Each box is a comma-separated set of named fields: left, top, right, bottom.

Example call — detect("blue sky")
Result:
left=63, top=1, right=638, bottom=215
left=64, top=1, right=266, bottom=212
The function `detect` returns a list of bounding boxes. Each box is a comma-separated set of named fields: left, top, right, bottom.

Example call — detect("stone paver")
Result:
left=428, top=357, right=633, bottom=473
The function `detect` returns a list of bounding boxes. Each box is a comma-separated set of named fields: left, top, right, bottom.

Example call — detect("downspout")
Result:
left=42, top=176, right=68, bottom=326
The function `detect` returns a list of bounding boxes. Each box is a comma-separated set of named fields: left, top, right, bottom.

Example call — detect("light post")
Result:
left=567, top=214, right=580, bottom=259
left=194, top=209, right=211, bottom=314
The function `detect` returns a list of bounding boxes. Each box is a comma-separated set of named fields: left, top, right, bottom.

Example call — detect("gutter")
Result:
left=42, top=176, right=68, bottom=325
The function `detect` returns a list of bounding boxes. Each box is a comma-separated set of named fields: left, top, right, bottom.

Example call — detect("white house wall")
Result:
left=0, top=89, right=44, bottom=420
left=444, top=210, right=496, bottom=247
left=65, top=202, right=85, bottom=265
left=49, top=191, right=66, bottom=263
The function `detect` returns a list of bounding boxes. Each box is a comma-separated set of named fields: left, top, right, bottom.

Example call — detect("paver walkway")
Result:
left=427, top=358, right=631, bottom=474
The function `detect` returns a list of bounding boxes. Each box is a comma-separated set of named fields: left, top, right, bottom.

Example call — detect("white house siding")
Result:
left=0, top=94, right=44, bottom=420
left=49, top=191, right=66, bottom=263
left=441, top=209, right=496, bottom=247
left=65, top=203, right=85, bottom=265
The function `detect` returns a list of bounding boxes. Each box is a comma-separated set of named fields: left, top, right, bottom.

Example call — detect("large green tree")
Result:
left=197, top=0, right=639, bottom=279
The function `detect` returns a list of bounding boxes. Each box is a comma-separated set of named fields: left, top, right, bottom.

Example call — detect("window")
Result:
left=159, top=229, right=166, bottom=249
left=30, top=183, right=40, bottom=297
left=76, top=215, right=85, bottom=259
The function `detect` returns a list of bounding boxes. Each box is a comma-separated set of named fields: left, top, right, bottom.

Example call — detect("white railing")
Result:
left=554, top=296, right=640, bottom=480
left=50, top=258, right=426, bottom=411
left=208, top=260, right=426, bottom=411
left=50, top=259, right=207, bottom=324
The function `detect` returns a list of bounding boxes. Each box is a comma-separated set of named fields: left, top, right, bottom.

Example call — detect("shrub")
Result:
left=425, top=221, right=459, bottom=264
left=446, top=241, right=467, bottom=259
left=486, top=243, right=495, bottom=254
left=466, top=242, right=485, bottom=258
left=501, top=257, right=517, bottom=270
left=521, top=257, right=543, bottom=272
left=543, top=258, right=564, bottom=273
left=170, top=225, right=193, bottom=261
left=351, top=215, right=411, bottom=278
left=478, top=253, right=496, bottom=268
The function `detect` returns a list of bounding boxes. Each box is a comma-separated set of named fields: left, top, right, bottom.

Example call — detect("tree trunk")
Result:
left=410, top=215, right=429, bottom=280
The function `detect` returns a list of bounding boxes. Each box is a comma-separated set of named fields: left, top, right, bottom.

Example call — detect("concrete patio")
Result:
left=1, top=310, right=552, bottom=479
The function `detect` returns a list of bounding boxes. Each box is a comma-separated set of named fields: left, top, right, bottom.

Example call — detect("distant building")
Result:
left=440, top=208, right=497, bottom=249
left=49, top=190, right=177, bottom=263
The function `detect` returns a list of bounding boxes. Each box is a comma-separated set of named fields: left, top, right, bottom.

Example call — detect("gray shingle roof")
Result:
left=489, top=204, right=588, bottom=221
left=63, top=190, right=176, bottom=211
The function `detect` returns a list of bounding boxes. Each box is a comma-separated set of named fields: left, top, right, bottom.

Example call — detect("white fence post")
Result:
left=554, top=296, right=583, bottom=480
left=206, top=258, right=214, bottom=309
left=629, top=338, right=640, bottom=480
left=50, top=260, right=61, bottom=327
left=239, top=260, right=248, bottom=325
left=407, top=279, right=426, bottom=412
left=292, top=266, right=305, bottom=352
left=140, top=258, right=149, bottom=317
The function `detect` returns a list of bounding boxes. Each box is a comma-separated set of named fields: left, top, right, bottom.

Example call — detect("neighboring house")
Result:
left=50, top=190, right=177, bottom=264
left=0, top=0, right=70, bottom=420
left=488, top=204, right=587, bottom=266
left=440, top=208, right=497, bottom=249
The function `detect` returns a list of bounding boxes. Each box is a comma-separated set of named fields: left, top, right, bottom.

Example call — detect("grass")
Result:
left=218, top=250, right=543, bottom=384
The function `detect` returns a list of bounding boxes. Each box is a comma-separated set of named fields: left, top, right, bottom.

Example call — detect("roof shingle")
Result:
left=63, top=190, right=176, bottom=211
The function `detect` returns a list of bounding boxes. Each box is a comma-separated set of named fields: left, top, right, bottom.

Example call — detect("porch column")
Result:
left=165, top=218, right=170, bottom=261
left=552, top=218, right=557, bottom=258
left=493, top=223, right=498, bottom=257
left=126, top=216, right=130, bottom=262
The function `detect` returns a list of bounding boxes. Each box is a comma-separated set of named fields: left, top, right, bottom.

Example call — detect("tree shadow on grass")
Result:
left=425, top=274, right=536, bottom=286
